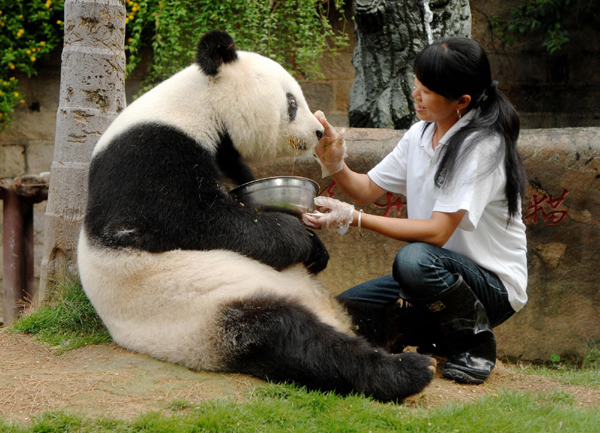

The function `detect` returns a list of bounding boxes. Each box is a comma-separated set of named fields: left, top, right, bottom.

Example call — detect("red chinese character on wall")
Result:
left=545, top=189, right=569, bottom=225
left=524, top=189, right=569, bottom=225
left=374, top=192, right=407, bottom=217
left=321, top=181, right=337, bottom=199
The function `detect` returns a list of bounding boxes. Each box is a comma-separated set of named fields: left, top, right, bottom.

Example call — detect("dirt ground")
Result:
left=1, top=332, right=599, bottom=423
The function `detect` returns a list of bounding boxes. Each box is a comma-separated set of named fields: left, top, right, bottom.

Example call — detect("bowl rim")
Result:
left=229, top=176, right=320, bottom=196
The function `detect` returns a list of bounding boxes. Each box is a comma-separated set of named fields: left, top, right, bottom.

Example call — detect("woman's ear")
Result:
left=457, top=95, right=471, bottom=111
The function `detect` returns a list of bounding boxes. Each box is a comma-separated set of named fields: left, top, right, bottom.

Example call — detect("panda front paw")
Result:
left=303, top=229, right=329, bottom=274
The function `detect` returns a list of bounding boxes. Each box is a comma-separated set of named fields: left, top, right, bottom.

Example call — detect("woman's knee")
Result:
left=392, top=243, right=437, bottom=290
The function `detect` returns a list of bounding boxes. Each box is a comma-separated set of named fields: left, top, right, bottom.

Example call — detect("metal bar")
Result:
left=2, top=188, right=26, bottom=326
left=23, top=200, right=35, bottom=306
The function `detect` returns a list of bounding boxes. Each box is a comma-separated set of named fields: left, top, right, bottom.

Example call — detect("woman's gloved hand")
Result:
left=302, top=196, right=355, bottom=235
left=313, top=110, right=347, bottom=177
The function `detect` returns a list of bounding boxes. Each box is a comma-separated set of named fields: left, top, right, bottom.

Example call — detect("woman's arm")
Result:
left=313, top=111, right=387, bottom=205
left=330, top=165, right=387, bottom=206
left=304, top=198, right=466, bottom=247
left=356, top=209, right=466, bottom=247
left=309, top=111, right=465, bottom=246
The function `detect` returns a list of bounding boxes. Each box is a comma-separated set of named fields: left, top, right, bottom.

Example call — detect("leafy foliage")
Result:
left=125, top=0, right=349, bottom=95
left=0, top=0, right=348, bottom=128
left=0, top=0, right=64, bottom=129
left=492, top=0, right=596, bottom=53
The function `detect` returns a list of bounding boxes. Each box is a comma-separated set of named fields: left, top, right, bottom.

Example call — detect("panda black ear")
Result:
left=196, top=30, right=238, bottom=76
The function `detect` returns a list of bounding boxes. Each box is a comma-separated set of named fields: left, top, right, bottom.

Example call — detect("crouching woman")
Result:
left=305, top=37, right=528, bottom=385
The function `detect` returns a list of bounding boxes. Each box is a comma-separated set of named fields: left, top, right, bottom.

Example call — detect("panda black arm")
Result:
left=85, top=123, right=326, bottom=272
left=206, top=201, right=329, bottom=273
left=303, top=229, right=329, bottom=274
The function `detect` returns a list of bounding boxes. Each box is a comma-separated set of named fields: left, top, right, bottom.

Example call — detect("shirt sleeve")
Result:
left=432, top=136, right=505, bottom=231
left=367, top=125, right=415, bottom=196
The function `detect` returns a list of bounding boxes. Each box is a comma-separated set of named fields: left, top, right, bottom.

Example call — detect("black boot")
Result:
left=406, top=274, right=496, bottom=385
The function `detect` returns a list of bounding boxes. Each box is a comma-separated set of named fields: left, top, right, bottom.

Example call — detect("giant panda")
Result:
left=77, top=30, right=435, bottom=402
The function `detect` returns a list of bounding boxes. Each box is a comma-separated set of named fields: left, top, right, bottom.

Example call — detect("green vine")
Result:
left=491, top=0, right=596, bottom=53
left=125, top=0, right=348, bottom=96
left=0, top=0, right=348, bottom=129
left=0, top=0, right=64, bottom=129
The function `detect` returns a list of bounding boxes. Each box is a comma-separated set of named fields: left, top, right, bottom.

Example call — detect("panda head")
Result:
left=196, top=30, right=324, bottom=162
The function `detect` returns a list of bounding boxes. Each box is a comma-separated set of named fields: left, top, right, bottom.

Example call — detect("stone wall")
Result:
left=471, top=0, right=600, bottom=128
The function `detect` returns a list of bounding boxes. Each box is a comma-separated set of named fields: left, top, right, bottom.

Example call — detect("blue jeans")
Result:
left=336, top=242, right=515, bottom=328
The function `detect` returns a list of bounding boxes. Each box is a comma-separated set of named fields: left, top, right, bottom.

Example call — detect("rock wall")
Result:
left=471, top=0, right=600, bottom=128
left=348, top=0, right=471, bottom=129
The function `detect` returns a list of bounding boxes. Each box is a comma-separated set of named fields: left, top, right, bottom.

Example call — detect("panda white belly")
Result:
left=78, top=230, right=351, bottom=371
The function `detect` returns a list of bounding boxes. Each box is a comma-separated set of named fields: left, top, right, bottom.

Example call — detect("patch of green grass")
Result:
left=9, top=278, right=111, bottom=353
left=512, top=365, right=600, bottom=389
left=1, top=385, right=599, bottom=433
left=165, top=398, right=195, bottom=412
left=508, top=342, right=600, bottom=389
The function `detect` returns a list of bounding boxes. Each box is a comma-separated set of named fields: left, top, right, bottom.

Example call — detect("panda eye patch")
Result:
left=286, top=92, right=298, bottom=122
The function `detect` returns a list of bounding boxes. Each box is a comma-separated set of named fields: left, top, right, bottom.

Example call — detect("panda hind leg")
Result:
left=216, top=293, right=436, bottom=402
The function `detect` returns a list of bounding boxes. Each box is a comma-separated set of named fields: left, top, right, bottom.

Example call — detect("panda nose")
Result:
left=316, top=129, right=324, bottom=140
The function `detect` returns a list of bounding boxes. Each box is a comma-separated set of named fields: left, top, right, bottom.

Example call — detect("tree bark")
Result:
left=349, top=0, right=471, bottom=129
left=39, top=0, right=126, bottom=300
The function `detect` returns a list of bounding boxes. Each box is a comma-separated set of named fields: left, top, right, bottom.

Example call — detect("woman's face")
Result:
left=412, top=77, right=458, bottom=125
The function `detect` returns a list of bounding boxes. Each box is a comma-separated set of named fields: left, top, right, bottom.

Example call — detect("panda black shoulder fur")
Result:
left=78, top=30, right=435, bottom=402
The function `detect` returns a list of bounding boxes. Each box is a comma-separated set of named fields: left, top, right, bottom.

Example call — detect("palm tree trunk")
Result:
left=39, top=0, right=126, bottom=301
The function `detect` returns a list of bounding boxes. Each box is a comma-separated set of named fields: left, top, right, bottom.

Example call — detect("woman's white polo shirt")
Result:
left=367, top=112, right=528, bottom=311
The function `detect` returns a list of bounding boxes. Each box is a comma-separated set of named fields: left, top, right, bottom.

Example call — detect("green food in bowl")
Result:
left=229, top=176, right=319, bottom=215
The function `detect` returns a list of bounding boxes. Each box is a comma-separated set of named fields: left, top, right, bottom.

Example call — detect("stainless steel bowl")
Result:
left=229, top=176, right=319, bottom=215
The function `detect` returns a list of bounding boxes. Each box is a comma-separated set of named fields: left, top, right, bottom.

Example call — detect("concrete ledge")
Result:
left=251, top=126, right=600, bottom=362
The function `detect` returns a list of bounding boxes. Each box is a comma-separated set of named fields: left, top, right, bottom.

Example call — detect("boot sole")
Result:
left=442, top=367, right=486, bottom=385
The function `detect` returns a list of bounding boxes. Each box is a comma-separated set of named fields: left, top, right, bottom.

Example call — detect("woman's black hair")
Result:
left=414, top=37, right=528, bottom=223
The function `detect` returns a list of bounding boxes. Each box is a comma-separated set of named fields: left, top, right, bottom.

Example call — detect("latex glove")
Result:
left=302, top=196, right=355, bottom=235
left=313, top=110, right=347, bottom=177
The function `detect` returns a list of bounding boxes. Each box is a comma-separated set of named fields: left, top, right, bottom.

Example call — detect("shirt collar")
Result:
left=438, top=109, right=477, bottom=146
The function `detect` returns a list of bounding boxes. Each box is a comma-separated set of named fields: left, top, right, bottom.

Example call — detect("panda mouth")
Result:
left=288, top=136, right=310, bottom=151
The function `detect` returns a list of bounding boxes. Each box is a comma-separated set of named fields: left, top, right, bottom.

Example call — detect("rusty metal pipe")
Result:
left=24, top=198, right=35, bottom=308
left=1, top=175, right=48, bottom=326
left=2, top=187, right=28, bottom=326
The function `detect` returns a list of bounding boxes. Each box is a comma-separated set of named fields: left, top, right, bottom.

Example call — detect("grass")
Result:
left=512, top=364, right=600, bottom=389
left=507, top=342, right=600, bottom=389
left=0, top=384, right=599, bottom=433
left=9, top=278, right=111, bottom=353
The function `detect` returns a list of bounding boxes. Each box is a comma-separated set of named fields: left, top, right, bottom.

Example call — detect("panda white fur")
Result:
left=78, top=30, right=435, bottom=402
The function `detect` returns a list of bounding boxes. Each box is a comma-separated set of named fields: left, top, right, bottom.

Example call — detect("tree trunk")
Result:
left=349, top=0, right=471, bottom=129
left=39, top=0, right=126, bottom=300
